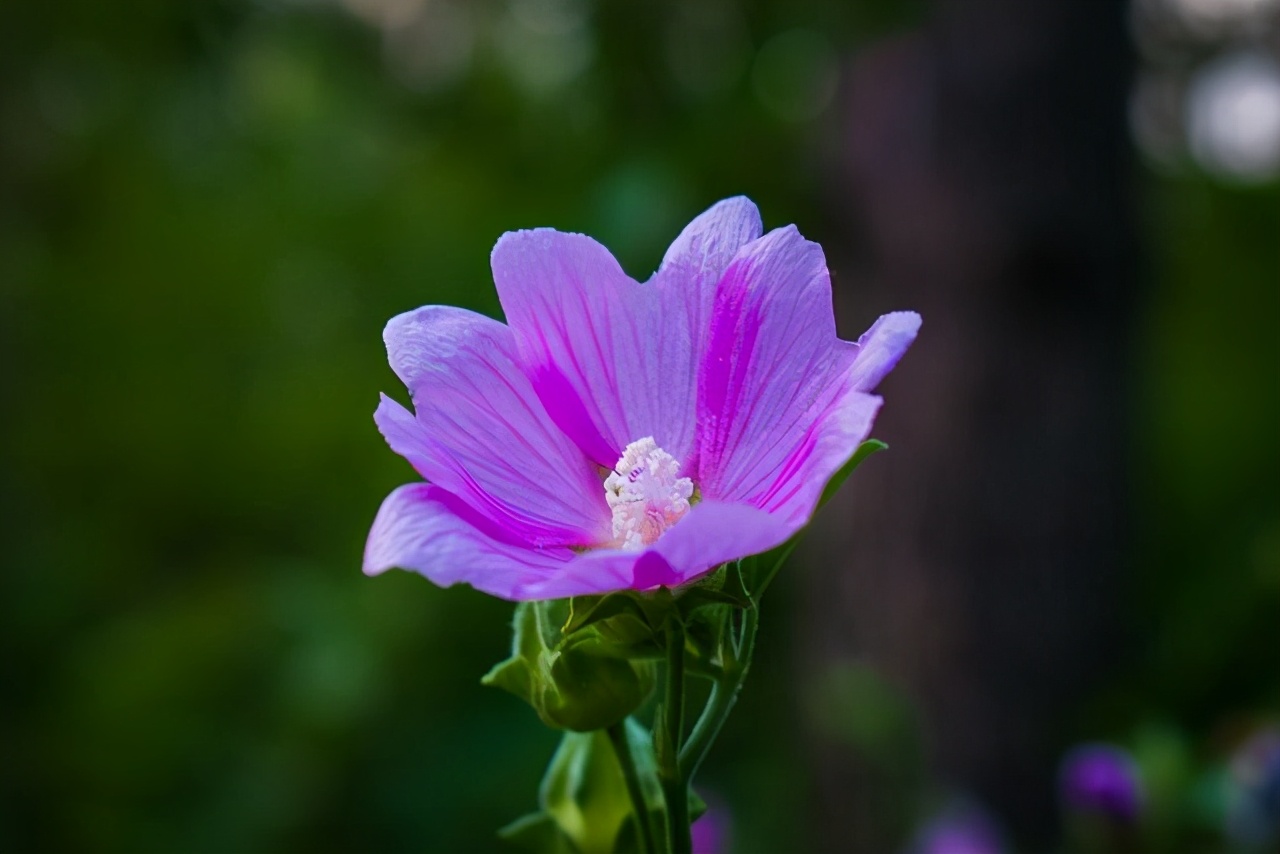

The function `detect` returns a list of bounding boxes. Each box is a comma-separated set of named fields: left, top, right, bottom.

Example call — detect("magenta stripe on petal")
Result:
left=753, top=391, right=883, bottom=524
left=492, top=199, right=763, bottom=470
left=379, top=306, right=609, bottom=547
left=364, top=483, right=575, bottom=600
left=696, top=226, right=850, bottom=503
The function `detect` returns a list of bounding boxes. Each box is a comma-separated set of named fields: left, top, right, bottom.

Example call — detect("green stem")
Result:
left=679, top=605, right=760, bottom=779
left=660, top=619, right=691, bottom=854
left=607, top=720, right=657, bottom=854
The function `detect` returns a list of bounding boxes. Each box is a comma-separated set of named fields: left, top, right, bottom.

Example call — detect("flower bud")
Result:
left=483, top=600, right=655, bottom=732
left=538, top=642, right=655, bottom=732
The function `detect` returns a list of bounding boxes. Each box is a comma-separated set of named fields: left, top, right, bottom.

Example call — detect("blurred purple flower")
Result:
left=1226, top=726, right=1280, bottom=847
left=364, top=197, right=919, bottom=600
left=909, top=805, right=1004, bottom=854
left=691, top=794, right=731, bottom=854
left=1059, top=743, right=1144, bottom=823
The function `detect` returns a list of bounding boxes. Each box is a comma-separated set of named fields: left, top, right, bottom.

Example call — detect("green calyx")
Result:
left=483, top=599, right=656, bottom=733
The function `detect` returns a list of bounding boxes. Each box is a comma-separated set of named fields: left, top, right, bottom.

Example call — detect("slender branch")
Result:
left=607, top=720, right=657, bottom=854
left=660, top=619, right=691, bottom=854
left=679, top=605, right=760, bottom=779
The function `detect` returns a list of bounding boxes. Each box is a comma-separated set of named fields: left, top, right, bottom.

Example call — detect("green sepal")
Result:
left=674, top=563, right=753, bottom=614
left=818, top=438, right=887, bottom=509
left=688, top=788, right=708, bottom=823
left=565, top=564, right=748, bottom=664
left=736, top=538, right=800, bottom=602
left=483, top=600, right=655, bottom=732
left=564, top=593, right=663, bottom=654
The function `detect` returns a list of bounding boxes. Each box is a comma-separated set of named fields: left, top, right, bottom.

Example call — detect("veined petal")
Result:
left=750, top=390, right=883, bottom=525
left=744, top=313, right=917, bottom=521
left=655, top=197, right=763, bottom=387
left=379, top=306, right=608, bottom=546
left=651, top=197, right=763, bottom=469
left=491, top=229, right=686, bottom=467
left=658, top=196, right=763, bottom=279
left=848, top=311, right=922, bottom=392
left=492, top=199, right=762, bottom=469
left=695, top=225, right=850, bottom=503
left=514, top=501, right=796, bottom=600
left=364, top=484, right=575, bottom=600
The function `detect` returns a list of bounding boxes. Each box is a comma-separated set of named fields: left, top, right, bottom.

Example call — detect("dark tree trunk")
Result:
left=802, top=0, right=1136, bottom=849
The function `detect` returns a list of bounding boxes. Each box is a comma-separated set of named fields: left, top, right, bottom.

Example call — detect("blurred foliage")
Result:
left=0, top=0, right=1275, bottom=852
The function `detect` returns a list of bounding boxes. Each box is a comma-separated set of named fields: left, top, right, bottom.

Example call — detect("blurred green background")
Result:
left=1, top=0, right=1276, bottom=852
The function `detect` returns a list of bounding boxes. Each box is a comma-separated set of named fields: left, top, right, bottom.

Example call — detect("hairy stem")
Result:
left=660, top=619, right=691, bottom=854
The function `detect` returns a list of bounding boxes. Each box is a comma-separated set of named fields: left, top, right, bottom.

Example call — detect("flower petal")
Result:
left=514, top=501, right=796, bottom=600
left=379, top=306, right=608, bottom=546
left=364, top=483, right=574, bottom=600
left=741, top=313, right=918, bottom=522
left=749, top=390, right=883, bottom=525
left=695, top=225, right=852, bottom=504
left=492, top=229, right=650, bottom=466
left=650, top=500, right=797, bottom=578
left=658, top=196, right=763, bottom=279
left=848, top=311, right=922, bottom=392
left=491, top=199, right=762, bottom=469
left=655, top=198, right=763, bottom=372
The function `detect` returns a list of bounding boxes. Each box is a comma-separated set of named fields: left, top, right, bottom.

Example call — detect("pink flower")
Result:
left=364, top=197, right=919, bottom=600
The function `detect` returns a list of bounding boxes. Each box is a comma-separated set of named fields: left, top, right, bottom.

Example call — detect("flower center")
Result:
left=604, top=437, right=694, bottom=551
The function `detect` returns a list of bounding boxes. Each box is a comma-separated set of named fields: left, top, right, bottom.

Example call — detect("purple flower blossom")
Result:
left=1059, top=743, right=1144, bottom=823
left=364, top=197, right=919, bottom=600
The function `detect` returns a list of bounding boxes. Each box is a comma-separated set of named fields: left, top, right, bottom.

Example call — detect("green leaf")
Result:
left=818, top=438, right=888, bottom=509
left=610, top=816, right=643, bottom=854
left=624, top=716, right=665, bottom=809
left=539, top=730, right=635, bottom=854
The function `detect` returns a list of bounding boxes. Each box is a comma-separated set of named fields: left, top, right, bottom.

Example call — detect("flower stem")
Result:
left=607, top=719, right=657, bottom=854
left=660, top=618, right=691, bottom=854
left=680, top=605, right=759, bottom=779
